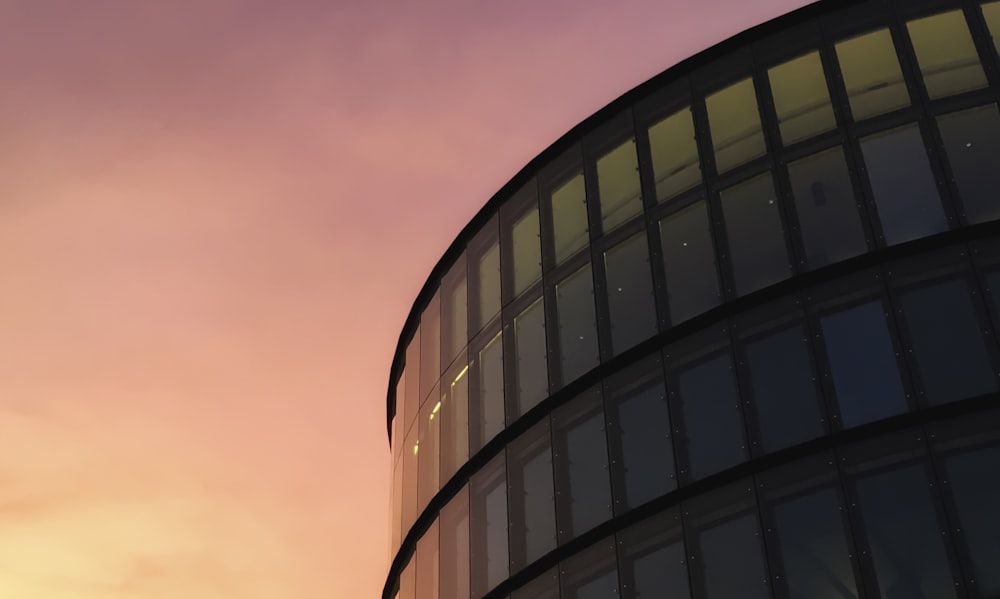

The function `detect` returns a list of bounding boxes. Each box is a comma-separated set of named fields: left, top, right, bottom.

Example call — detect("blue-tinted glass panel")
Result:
left=660, top=200, right=722, bottom=323
left=944, top=446, right=1000, bottom=596
left=554, top=388, right=612, bottom=542
left=618, top=510, right=689, bottom=599
left=605, top=232, right=657, bottom=354
left=556, top=265, right=600, bottom=386
left=820, top=301, right=908, bottom=427
left=861, top=124, right=947, bottom=245
left=508, top=419, right=556, bottom=573
left=719, top=173, right=791, bottom=296
left=937, top=104, right=1000, bottom=225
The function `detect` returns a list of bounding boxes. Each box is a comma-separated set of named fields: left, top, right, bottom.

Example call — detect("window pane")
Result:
left=441, top=364, right=469, bottom=482
left=836, top=29, right=910, bottom=120
left=944, top=446, right=1000, bottom=596
left=744, top=325, right=824, bottom=452
left=416, top=519, right=439, bottom=599
left=554, top=388, right=612, bottom=542
left=605, top=232, right=657, bottom=354
left=861, top=124, right=946, bottom=245
left=605, top=356, right=675, bottom=511
left=561, top=539, right=619, bottom=599
left=512, top=205, right=542, bottom=297
left=512, top=569, right=559, bottom=599
left=400, top=556, right=416, bottom=599
left=403, top=426, right=419, bottom=536
left=551, top=171, right=590, bottom=264
left=672, top=349, right=747, bottom=481
left=900, top=279, right=997, bottom=405
left=472, top=222, right=501, bottom=333
left=442, top=255, right=468, bottom=370
left=617, top=510, right=689, bottom=599
left=820, top=301, right=908, bottom=427
left=598, top=138, right=643, bottom=232
left=907, top=10, right=987, bottom=99
left=720, top=172, right=791, bottom=296
left=508, top=418, right=556, bottom=572
left=769, top=51, right=836, bottom=144
left=854, top=465, right=957, bottom=599
left=937, top=104, right=1000, bottom=225
left=406, top=330, right=421, bottom=437
left=421, top=293, right=441, bottom=404
left=706, top=77, right=767, bottom=172
left=472, top=331, right=504, bottom=452
left=556, top=265, right=600, bottom=386
left=787, top=146, right=867, bottom=268
left=649, top=107, right=702, bottom=202
left=514, top=298, right=548, bottom=417
left=418, top=387, right=441, bottom=511
left=470, top=454, right=508, bottom=598
left=986, top=2, right=1000, bottom=55
left=392, top=456, right=404, bottom=553
left=659, top=200, right=722, bottom=323
left=440, top=486, right=470, bottom=599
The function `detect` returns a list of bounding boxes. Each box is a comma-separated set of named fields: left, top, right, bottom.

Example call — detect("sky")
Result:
left=0, top=0, right=809, bottom=597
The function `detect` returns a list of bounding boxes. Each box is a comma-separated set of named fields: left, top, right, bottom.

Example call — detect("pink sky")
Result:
left=0, top=1, right=809, bottom=597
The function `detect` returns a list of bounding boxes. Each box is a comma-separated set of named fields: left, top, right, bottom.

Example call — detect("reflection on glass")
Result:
left=854, top=465, right=957, bottom=599
left=400, top=556, right=416, bottom=599
left=787, top=146, right=867, bottom=268
left=706, top=78, right=767, bottom=172
left=986, top=2, right=1000, bottom=55
left=554, top=388, right=612, bottom=542
left=944, top=446, right=1000, bottom=596
left=473, top=331, right=504, bottom=452
left=745, top=326, right=824, bottom=452
left=395, top=372, right=407, bottom=464
left=836, top=29, right=910, bottom=120
left=617, top=511, right=689, bottom=599
left=937, top=105, right=1000, bottom=224
left=441, top=256, right=468, bottom=370
left=556, top=266, right=600, bottom=386
left=900, top=279, right=997, bottom=405
left=560, top=539, right=619, bottom=599
left=470, top=454, right=508, bottom=599
left=552, top=172, right=589, bottom=264
left=405, top=330, right=421, bottom=438
left=440, top=486, right=470, bottom=599
left=474, top=233, right=502, bottom=332
left=402, top=426, right=419, bottom=539
left=515, top=298, right=548, bottom=416
left=511, top=569, right=559, bottom=599
left=820, top=301, right=908, bottom=427
left=417, top=390, right=441, bottom=511
left=720, top=173, right=791, bottom=296
left=769, top=51, right=836, bottom=144
left=508, top=419, right=556, bottom=573
left=660, top=200, right=721, bottom=323
left=907, top=10, right=987, bottom=99
left=597, top=138, right=643, bottom=232
left=512, top=205, right=542, bottom=297
left=649, top=107, right=701, bottom=202
left=441, top=364, right=469, bottom=482
left=420, top=293, right=441, bottom=404
left=605, top=232, right=657, bottom=354
left=392, top=455, right=403, bottom=552
left=415, top=519, right=439, bottom=599
left=861, top=124, right=947, bottom=245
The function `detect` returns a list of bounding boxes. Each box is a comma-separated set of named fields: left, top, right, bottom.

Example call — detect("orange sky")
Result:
left=0, top=1, right=808, bottom=596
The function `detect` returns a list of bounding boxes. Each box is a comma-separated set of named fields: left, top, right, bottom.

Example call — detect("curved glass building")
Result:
left=383, top=0, right=1000, bottom=597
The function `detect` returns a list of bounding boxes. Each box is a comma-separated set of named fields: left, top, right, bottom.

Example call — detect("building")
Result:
left=383, top=0, right=1000, bottom=597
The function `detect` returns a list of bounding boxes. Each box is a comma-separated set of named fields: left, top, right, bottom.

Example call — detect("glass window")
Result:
left=900, top=279, right=996, bottom=404
left=392, top=456, right=404, bottom=552
left=861, top=124, right=947, bottom=245
left=512, top=569, right=560, bottom=599
left=406, top=330, right=421, bottom=436
left=937, top=104, right=1000, bottom=225
left=605, top=356, right=675, bottom=512
left=441, top=363, right=469, bottom=483
left=416, top=519, right=439, bottom=599
left=787, top=146, right=867, bottom=269
left=508, top=418, right=557, bottom=573
left=820, top=300, right=908, bottom=427
left=403, top=425, right=420, bottom=537
left=769, top=51, right=836, bottom=145
left=907, top=10, right=987, bottom=99
left=472, top=331, right=504, bottom=453
left=686, top=482, right=770, bottom=599
left=617, top=510, right=689, bottom=599
left=648, top=107, right=702, bottom=202
left=470, top=454, right=508, bottom=599
left=514, top=298, right=548, bottom=417
left=511, top=204, right=543, bottom=298
left=554, top=387, right=612, bottom=542
left=853, top=464, right=957, bottom=599
left=561, top=538, right=619, bottom=599
left=556, top=265, right=600, bottom=386
left=440, top=486, right=470, bottom=599
left=706, top=77, right=767, bottom=172
left=395, top=372, right=407, bottom=465
left=836, top=28, right=910, bottom=120
left=471, top=219, right=501, bottom=333
left=400, top=555, right=416, bottom=599
left=986, top=2, right=1000, bottom=55
left=669, top=335, right=747, bottom=481
left=659, top=200, right=722, bottom=323
left=551, top=171, right=590, bottom=265
left=719, top=172, right=791, bottom=296
left=421, top=293, right=441, bottom=404
left=418, top=387, right=441, bottom=512
left=605, top=231, right=657, bottom=354
left=597, top=137, right=643, bottom=232
left=442, top=255, right=468, bottom=371
left=943, top=446, right=1000, bottom=596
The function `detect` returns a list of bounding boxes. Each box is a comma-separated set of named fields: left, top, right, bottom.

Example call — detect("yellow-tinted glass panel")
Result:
left=907, top=10, right=987, bottom=99
left=648, top=107, right=701, bottom=202
left=769, top=52, right=836, bottom=144
left=597, top=138, right=643, bottom=232
left=985, top=2, right=1000, bottom=55
left=706, top=78, right=767, bottom=172
left=512, top=206, right=541, bottom=296
left=551, top=173, right=589, bottom=264
left=836, top=29, right=910, bottom=120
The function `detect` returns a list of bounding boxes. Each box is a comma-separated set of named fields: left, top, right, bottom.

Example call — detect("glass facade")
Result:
left=386, top=2, right=1000, bottom=598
